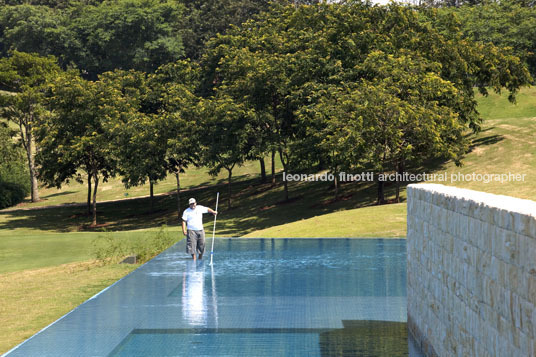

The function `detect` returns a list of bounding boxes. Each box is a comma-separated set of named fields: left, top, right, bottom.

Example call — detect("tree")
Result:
left=179, top=0, right=273, bottom=59
left=202, top=15, right=300, bottom=201
left=0, top=121, right=30, bottom=209
left=0, top=51, right=60, bottom=202
left=100, top=70, right=168, bottom=212
left=68, top=0, right=184, bottom=78
left=103, top=62, right=202, bottom=217
left=0, top=0, right=185, bottom=79
left=203, top=95, right=253, bottom=209
left=37, top=71, right=130, bottom=226
left=438, top=0, right=536, bottom=77
left=150, top=60, right=202, bottom=219
left=0, top=5, right=70, bottom=59
left=202, top=2, right=530, bottom=204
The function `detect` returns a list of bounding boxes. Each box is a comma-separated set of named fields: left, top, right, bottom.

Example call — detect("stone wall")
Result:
left=406, top=183, right=536, bottom=356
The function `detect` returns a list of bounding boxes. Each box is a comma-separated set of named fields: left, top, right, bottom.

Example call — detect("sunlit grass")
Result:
left=245, top=203, right=407, bottom=238
left=0, top=261, right=137, bottom=354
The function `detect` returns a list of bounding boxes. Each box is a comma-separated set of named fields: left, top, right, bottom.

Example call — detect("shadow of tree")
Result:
left=469, top=134, right=504, bottom=150
left=0, top=173, right=409, bottom=236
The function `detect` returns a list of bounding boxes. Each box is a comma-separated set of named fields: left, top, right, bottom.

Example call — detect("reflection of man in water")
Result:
left=182, top=261, right=207, bottom=326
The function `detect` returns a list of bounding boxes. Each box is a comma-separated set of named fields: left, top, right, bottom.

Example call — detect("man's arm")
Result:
left=207, top=208, right=218, bottom=215
left=182, top=220, right=187, bottom=235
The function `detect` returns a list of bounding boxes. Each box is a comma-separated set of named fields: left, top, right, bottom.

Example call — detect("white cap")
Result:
left=188, top=198, right=196, bottom=205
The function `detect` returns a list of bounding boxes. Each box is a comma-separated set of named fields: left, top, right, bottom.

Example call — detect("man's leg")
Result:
left=197, top=230, right=206, bottom=259
left=186, top=230, right=197, bottom=260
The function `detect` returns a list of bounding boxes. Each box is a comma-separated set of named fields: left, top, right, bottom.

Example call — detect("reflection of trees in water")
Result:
left=319, top=320, right=409, bottom=357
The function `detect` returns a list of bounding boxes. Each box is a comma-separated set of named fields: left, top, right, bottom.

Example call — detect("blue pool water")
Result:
left=4, top=238, right=424, bottom=356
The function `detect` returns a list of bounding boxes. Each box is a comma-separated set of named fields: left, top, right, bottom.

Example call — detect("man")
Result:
left=182, top=197, right=217, bottom=260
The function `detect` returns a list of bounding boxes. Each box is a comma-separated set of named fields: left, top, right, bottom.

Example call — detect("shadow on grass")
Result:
left=469, top=134, right=504, bottom=149
left=43, top=191, right=79, bottom=199
left=0, top=172, right=410, bottom=236
left=18, top=190, right=78, bottom=204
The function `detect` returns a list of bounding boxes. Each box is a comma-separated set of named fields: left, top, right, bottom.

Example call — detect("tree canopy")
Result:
left=202, top=2, right=530, bottom=201
left=1, top=0, right=533, bottom=214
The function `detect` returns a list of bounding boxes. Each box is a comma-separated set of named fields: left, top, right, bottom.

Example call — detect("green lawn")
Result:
left=245, top=203, right=407, bottom=238
left=0, top=262, right=138, bottom=354
left=0, top=230, right=179, bottom=274
left=476, top=87, right=536, bottom=120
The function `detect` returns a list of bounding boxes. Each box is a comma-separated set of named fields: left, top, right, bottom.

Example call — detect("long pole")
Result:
left=210, top=192, right=219, bottom=265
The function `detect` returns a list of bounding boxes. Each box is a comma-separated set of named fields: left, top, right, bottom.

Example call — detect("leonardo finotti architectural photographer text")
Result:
left=283, top=172, right=526, bottom=184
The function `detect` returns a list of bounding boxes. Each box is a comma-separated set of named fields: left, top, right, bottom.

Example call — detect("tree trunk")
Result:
left=395, top=161, right=405, bottom=203
left=150, top=179, right=154, bottom=212
left=334, top=173, right=339, bottom=200
left=23, top=123, right=39, bottom=202
left=395, top=178, right=400, bottom=203
left=92, top=174, right=99, bottom=226
left=278, top=149, right=289, bottom=201
left=87, top=172, right=92, bottom=215
left=317, top=158, right=325, bottom=171
left=259, top=158, right=266, bottom=184
left=377, top=179, right=385, bottom=205
left=176, top=171, right=181, bottom=221
left=271, top=149, right=276, bottom=185
left=227, top=168, right=233, bottom=209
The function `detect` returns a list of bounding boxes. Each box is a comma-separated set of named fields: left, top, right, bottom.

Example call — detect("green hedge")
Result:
left=0, top=181, right=28, bottom=209
left=0, top=123, right=30, bottom=209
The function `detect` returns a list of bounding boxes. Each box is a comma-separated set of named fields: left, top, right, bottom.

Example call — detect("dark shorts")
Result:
left=186, top=230, right=205, bottom=255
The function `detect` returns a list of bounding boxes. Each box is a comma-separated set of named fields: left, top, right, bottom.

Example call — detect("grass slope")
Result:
left=245, top=203, right=407, bottom=238
left=249, top=87, right=536, bottom=237
left=0, top=262, right=137, bottom=354
left=0, top=230, right=174, bottom=274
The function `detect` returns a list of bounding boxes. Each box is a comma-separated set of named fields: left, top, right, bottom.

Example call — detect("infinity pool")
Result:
left=5, top=238, right=424, bottom=356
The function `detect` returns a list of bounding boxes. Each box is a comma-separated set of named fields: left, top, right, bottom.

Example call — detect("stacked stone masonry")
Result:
left=407, top=184, right=536, bottom=357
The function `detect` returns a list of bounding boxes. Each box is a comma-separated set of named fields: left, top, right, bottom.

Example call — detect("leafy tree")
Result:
left=0, top=5, right=68, bottom=58
left=68, top=0, right=184, bottom=78
left=103, top=62, right=202, bottom=217
left=37, top=71, right=130, bottom=226
left=203, top=2, right=530, bottom=204
left=203, top=95, right=254, bottom=209
left=202, top=15, right=300, bottom=201
left=150, top=60, right=202, bottom=218
left=0, top=121, right=30, bottom=208
left=438, top=0, right=536, bottom=76
left=0, top=0, right=185, bottom=79
left=180, top=0, right=273, bottom=59
left=99, top=70, right=167, bottom=212
left=0, top=51, right=60, bottom=202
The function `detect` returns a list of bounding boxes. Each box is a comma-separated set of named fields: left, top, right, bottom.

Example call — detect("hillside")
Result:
left=246, top=87, right=536, bottom=237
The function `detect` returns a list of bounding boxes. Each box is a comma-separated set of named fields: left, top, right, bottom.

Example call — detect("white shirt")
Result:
left=182, top=205, right=208, bottom=231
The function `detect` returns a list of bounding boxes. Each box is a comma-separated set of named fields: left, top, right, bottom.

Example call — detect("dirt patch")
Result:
left=260, top=205, right=276, bottom=211
left=471, top=147, right=485, bottom=156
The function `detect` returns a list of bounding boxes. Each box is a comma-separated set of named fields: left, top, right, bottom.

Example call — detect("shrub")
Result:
left=0, top=181, right=28, bottom=209
left=0, top=123, right=30, bottom=209
left=92, top=225, right=179, bottom=264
